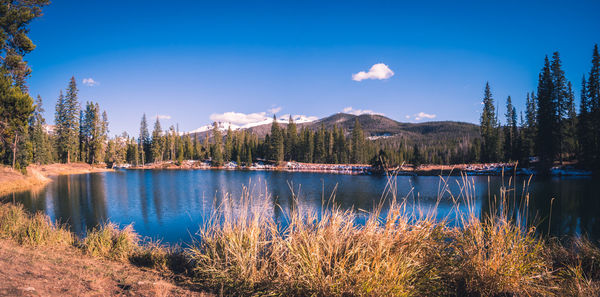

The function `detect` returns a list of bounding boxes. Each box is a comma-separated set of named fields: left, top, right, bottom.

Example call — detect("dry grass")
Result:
left=186, top=174, right=600, bottom=296
left=81, top=222, right=140, bottom=261
left=1, top=172, right=600, bottom=296
left=0, top=202, right=72, bottom=246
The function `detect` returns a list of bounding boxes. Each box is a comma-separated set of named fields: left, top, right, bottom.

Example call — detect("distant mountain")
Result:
left=189, top=113, right=480, bottom=145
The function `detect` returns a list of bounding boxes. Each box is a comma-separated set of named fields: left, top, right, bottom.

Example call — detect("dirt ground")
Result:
left=0, top=239, right=208, bottom=297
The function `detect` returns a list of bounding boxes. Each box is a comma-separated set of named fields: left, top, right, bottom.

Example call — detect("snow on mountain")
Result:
left=189, top=114, right=317, bottom=134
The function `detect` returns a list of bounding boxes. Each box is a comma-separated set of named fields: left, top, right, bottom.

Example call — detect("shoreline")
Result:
left=119, top=160, right=594, bottom=177
left=0, top=163, right=112, bottom=197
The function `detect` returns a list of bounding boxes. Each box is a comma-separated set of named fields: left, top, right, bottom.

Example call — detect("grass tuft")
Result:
left=82, top=222, right=139, bottom=261
left=0, top=202, right=72, bottom=246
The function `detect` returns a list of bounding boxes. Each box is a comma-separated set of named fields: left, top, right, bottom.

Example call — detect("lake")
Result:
left=2, top=169, right=599, bottom=243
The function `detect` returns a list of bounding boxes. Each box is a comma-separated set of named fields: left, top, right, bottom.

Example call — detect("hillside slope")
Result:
left=191, top=113, right=480, bottom=146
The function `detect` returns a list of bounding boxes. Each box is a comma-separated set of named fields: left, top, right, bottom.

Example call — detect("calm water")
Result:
left=2, top=170, right=599, bottom=243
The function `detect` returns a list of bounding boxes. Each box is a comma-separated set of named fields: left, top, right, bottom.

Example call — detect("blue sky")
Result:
left=26, top=0, right=600, bottom=136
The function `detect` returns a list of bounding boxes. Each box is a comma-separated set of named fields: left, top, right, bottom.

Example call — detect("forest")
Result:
left=0, top=1, right=599, bottom=174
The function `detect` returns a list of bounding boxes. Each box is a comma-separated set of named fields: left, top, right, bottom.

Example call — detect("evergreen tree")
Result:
left=151, top=118, right=163, bottom=162
left=521, top=92, right=537, bottom=164
left=0, top=72, right=34, bottom=168
left=285, top=115, right=297, bottom=161
left=177, top=137, right=184, bottom=165
left=55, top=77, right=80, bottom=163
left=0, top=0, right=49, bottom=91
left=564, top=81, right=578, bottom=158
left=351, top=118, right=365, bottom=163
left=578, top=76, right=593, bottom=166
left=224, top=126, right=233, bottom=162
left=412, top=144, right=422, bottom=166
left=314, top=124, right=326, bottom=163
left=80, top=101, right=106, bottom=164
left=503, top=96, right=518, bottom=161
left=536, top=56, right=557, bottom=172
left=245, top=143, right=253, bottom=166
left=30, top=95, right=52, bottom=164
left=550, top=52, right=570, bottom=164
left=588, top=45, right=600, bottom=169
left=480, top=82, right=499, bottom=163
left=138, top=114, right=150, bottom=164
left=202, top=134, right=210, bottom=160
left=269, top=115, right=284, bottom=162
left=211, top=122, right=223, bottom=166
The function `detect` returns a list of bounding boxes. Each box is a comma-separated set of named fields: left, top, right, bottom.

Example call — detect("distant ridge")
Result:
left=189, top=113, right=480, bottom=145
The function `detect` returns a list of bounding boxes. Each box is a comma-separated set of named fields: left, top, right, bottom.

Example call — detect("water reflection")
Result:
left=1, top=170, right=598, bottom=243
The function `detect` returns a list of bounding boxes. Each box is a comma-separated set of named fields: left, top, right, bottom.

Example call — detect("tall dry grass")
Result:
left=186, top=173, right=600, bottom=296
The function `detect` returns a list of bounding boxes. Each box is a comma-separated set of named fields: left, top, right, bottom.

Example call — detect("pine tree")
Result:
left=151, top=118, right=163, bottom=162
left=55, top=77, right=80, bottom=163
left=80, top=101, right=104, bottom=164
left=314, top=124, right=326, bottom=163
left=269, top=115, right=284, bottom=163
left=480, top=82, right=499, bottom=163
left=211, top=122, right=223, bottom=166
left=351, top=118, right=365, bottom=163
left=0, top=1, right=49, bottom=91
left=536, top=56, right=557, bottom=172
left=29, top=95, right=52, bottom=164
left=224, top=126, right=233, bottom=162
left=245, top=143, right=253, bottom=166
left=0, top=73, right=34, bottom=168
left=550, top=52, right=570, bottom=164
left=578, top=76, right=593, bottom=166
left=564, top=81, right=578, bottom=158
left=588, top=44, right=600, bottom=170
left=285, top=115, right=297, bottom=161
left=503, top=96, right=517, bottom=161
left=138, top=114, right=150, bottom=165
left=202, top=134, right=210, bottom=160
left=521, top=92, right=537, bottom=164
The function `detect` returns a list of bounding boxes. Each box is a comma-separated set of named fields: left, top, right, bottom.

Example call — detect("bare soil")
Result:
left=0, top=239, right=208, bottom=296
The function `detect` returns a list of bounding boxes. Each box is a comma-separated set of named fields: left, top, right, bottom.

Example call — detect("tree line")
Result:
left=1, top=1, right=598, bottom=172
left=479, top=45, right=600, bottom=173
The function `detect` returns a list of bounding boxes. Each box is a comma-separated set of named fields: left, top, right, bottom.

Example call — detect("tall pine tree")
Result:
left=536, top=56, right=557, bottom=172
left=55, top=77, right=80, bottom=163
left=480, top=82, right=499, bottom=163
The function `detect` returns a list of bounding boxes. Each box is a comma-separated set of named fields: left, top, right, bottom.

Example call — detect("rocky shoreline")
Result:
left=114, top=161, right=594, bottom=177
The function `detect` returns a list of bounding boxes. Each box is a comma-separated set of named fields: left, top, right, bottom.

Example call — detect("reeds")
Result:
left=1, top=173, right=599, bottom=296
left=186, top=174, right=600, bottom=296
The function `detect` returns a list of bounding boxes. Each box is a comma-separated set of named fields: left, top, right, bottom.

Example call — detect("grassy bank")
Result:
left=1, top=176, right=599, bottom=296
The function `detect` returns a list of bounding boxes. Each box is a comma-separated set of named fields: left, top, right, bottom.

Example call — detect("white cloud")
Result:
left=413, top=112, right=437, bottom=121
left=82, top=78, right=99, bottom=86
left=352, top=63, right=394, bottom=81
left=205, top=110, right=318, bottom=131
left=209, top=111, right=269, bottom=126
left=342, top=107, right=384, bottom=116
left=156, top=115, right=171, bottom=120
left=268, top=106, right=282, bottom=114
